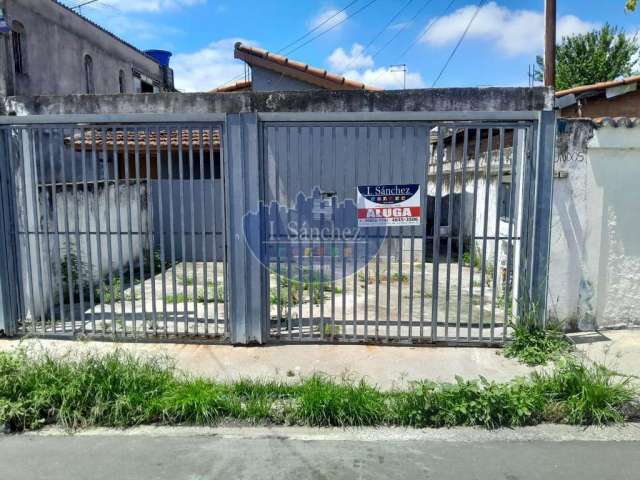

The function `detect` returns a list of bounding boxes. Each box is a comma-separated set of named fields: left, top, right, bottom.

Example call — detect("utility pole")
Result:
left=544, top=0, right=556, bottom=87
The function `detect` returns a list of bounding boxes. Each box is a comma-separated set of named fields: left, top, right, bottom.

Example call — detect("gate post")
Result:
left=224, top=113, right=267, bottom=344
left=0, top=129, right=19, bottom=336
left=530, top=109, right=557, bottom=325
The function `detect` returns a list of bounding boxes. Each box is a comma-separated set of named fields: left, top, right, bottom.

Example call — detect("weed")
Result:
left=392, top=376, right=544, bottom=428
left=504, top=305, right=572, bottom=366
left=164, top=285, right=224, bottom=304
left=322, top=323, right=341, bottom=338
left=534, top=358, right=637, bottom=425
left=0, top=349, right=635, bottom=432
left=294, top=375, right=386, bottom=427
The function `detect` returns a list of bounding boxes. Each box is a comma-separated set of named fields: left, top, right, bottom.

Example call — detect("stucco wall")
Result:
left=0, top=0, right=163, bottom=96
left=549, top=120, right=640, bottom=329
left=251, top=66, right=318, bottom=92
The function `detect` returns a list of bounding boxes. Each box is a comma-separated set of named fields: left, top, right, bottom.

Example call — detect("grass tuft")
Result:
left=0, top=348, right=636, bottom=432
left=504, top=306, right=573, bottom=366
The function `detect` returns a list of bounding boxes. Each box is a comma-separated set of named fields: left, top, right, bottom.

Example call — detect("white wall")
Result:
left=549, top=121, right=640, bottom=329
left=19, top=182, right=149, bottom=321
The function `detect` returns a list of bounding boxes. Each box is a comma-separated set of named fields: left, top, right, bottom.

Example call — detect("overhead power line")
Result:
left=431, top=0, right=485, bottom=87
left=369, top=0, right=436, bottom=61
left=398, top=0, right=457, bottom=60
left=277, top=0, right=360, bottom=54
left=339, top=0, right=415, bottom=72
left=216, top=0, right=364, bottom=90
left=283, top=0, right=380, bottom=58
left=369, top=0, right=457, bottom=88
left=70, top=0, right=101, bottom=9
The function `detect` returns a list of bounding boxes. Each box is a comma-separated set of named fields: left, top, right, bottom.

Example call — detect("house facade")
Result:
left=0, top=0, right=174, bottom=97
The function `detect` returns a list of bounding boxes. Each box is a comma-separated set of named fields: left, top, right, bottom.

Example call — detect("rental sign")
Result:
left=356, top=184, right=421, bottom=227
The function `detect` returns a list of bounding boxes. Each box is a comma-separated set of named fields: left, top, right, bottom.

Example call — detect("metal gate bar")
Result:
left=1, top=123, right=229, bottom=341
left=261, top=121, right=536, bottom=345
left=0, top=111, right=555, bottom=346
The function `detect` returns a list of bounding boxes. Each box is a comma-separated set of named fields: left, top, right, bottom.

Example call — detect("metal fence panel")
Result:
left=261, top=121, right=536, bottom=345
left=1, top=123, right=229, bottom=341
left=0, top=113, right=551, bottom=346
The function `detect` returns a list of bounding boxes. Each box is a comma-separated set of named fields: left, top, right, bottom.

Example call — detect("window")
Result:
left=84, top=54, right=94, bottom=94
left=118, top=70, right=126, bottom=93
left=11, top=21, right=25, bottom=74
left=133, top=70, right=157, bottom=93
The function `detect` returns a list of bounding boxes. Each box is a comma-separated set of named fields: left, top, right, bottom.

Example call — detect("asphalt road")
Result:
left=1, top=428, right=640, bottom=480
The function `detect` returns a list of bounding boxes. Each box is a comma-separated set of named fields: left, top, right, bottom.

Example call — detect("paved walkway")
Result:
left=1, top=328, right=638, bottom=388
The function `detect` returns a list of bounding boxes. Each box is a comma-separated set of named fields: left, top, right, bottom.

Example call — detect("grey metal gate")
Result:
left=260, top=119, right=544, bottom=345
left=0, top=121, right=229, bottom=340
left=0, top=109, right=555, bottom=346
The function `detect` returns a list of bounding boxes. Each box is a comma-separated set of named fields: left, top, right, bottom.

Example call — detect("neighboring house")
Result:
left=556, top=75, right=640, bottom=118
left=212, top=42, right=380, bottom=92
left=552, top=77, right=640, bottom=329
left=0, top=0, right=174, bottom=96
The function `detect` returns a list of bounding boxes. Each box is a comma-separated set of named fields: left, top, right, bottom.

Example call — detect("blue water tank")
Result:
left=145, top=50, right=172, bottom=67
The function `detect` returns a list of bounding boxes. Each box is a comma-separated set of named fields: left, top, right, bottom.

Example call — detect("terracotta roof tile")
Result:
left=591, top=116, right=640, bottom=128
left=556, top=75, right=640, bottom=97
left=231, top=42, right=382, bottom=92
left=211, top=80, right=252, bottom=92
left=67, top=129, right=221, bottom=151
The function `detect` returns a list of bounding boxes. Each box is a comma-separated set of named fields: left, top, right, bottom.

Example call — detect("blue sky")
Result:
left=61, top=0, right=640, bottom=91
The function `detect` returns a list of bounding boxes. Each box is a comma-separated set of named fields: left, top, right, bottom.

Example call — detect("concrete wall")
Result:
left=549, top=119, right=640, bottom=329
left=3, top=87, right=554, bottom=116
left=251, top=66, right=318, bottom=92
left=18, top=181, right=149, bottom=321
left=0, top=0, right=164, bottom=96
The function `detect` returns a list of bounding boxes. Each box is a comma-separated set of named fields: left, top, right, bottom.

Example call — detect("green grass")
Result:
left=272, top=272, right=342, bottom=306
left=504, top=305, right=573, bottom=366
left=164, top=285, right=225, bottom=305
left=0, top=349, right=636, bottom=433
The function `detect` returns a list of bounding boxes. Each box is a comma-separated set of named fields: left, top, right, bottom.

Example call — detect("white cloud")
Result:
left=82, top=0, right=206, bottom=13
left=327, top=44, right=374, bottom=70
left=419, top=1, right=596, bottom=56
left=344, top=67, right=425, bottom=90
left=308, top=7, right=348, bottom=31
left=172, top=38, right=254, bottom=92
left=327, top=43, right=425, bottom=90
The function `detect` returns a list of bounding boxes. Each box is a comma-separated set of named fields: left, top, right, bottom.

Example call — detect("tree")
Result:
left=535, top=24, right=638, bottom=90
left=627, top=0, right=637, bottom=11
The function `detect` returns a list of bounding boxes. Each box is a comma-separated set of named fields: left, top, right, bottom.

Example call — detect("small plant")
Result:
left=164, top=284, right=224, bottom=305
left=391, top=273, right=409, bottom=283
left=322, top=323, right=341, bottom=338
left=533, top=358, right=637, bottom=425
left=0, top=349, right=636, bottom=432
left=462, top=249, right=481, bottom=268
left=504, top=304, right=572, bottom=366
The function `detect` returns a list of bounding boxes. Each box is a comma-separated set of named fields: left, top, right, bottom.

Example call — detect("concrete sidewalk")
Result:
left=0, top=328, right=638, bottom=388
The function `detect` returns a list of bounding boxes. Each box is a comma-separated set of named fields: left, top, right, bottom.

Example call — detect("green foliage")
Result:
left=294, top=375, right=386, bottom=427
left=533, top=358, right=637, bottom=425
left=504, top=305, right=572, bottom=366
left=164, top=284, right=224, bottom=305
left=0, top=349, right=636, bottom=432
left=535, top=24, right=638, bottom=90
left=462, top=250, right=481, bottom=269
left=392, top=376, right=544, bottom=429
left=627, top=0, right=637, bottom=12
left=273, top=271, right=341, bottom=306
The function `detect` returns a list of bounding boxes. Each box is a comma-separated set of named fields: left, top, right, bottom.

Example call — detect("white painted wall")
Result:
left=19, top=181, right=149, bottom=321
left=548, top=122, right=640, bottom=329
